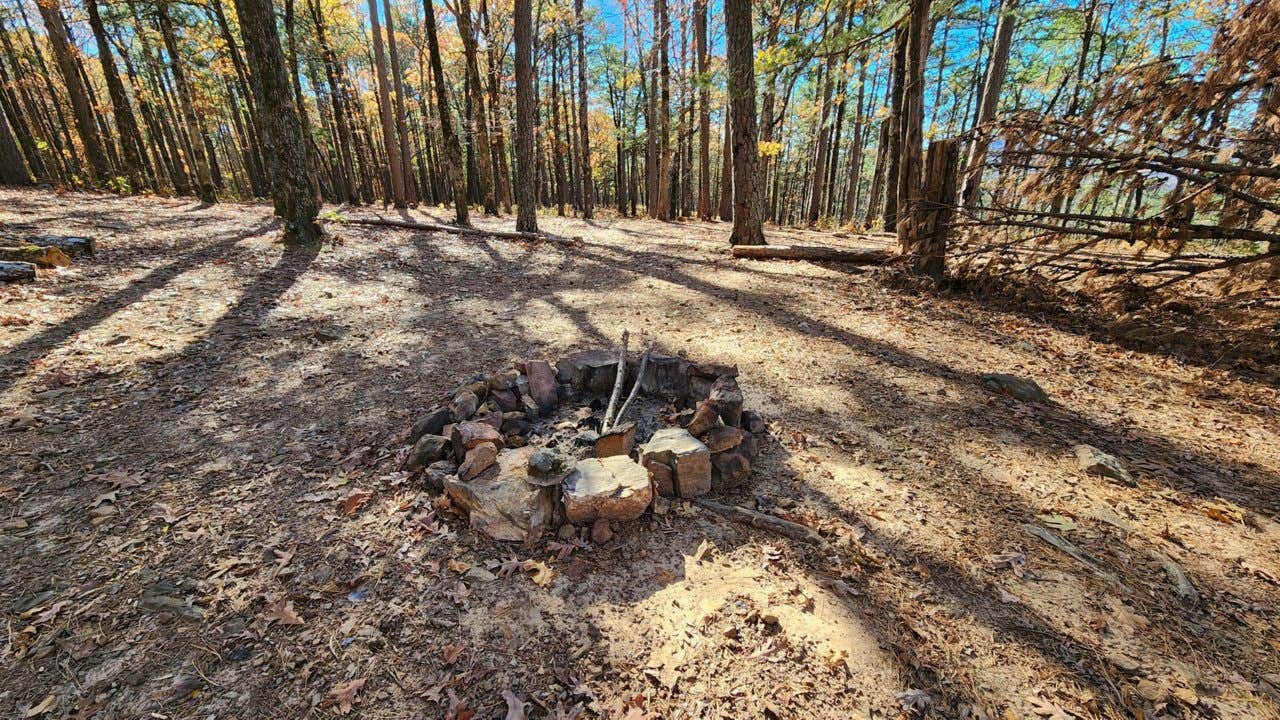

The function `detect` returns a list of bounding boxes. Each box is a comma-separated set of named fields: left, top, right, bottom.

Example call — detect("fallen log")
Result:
left=730, top=244, right=893, bottom=264
left=25, top=235, right=93, bottom=256
left=0, top=261, right=37, bottom=282
left=340, top=217, right=579, bottom=245
left=694, top=498, right=826, bottom=545
left=0, top=245, right=71, bottom=268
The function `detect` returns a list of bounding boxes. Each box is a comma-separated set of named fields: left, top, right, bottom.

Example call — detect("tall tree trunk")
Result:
left=0, top=102, right=30, bottom=184
left=960, top=0, right=1017, bottom=208
left=574, top=0, right=593, bottom=219
left=36, top=0, right=111, bottom=182
left=84, top=0, right=146, bottom=190
left=368, top=0, right=405, bottom=206
left=841, top=54, right=868, bottom=224
left=423, top=0, right=469, bottom=224
left=382, top=0, right=417, bottom=204
left=654, top=0, right=672, bottom=219
left=457, top=0, right=497, bottom=214
left=725, top=0, right=763, bottom=245
left=717, top=101, right=732, bottom=220
left=695, top=0, right=710, bottom=220
left=480, top=0, right=512, bottom=213
left=896, top=0, right=934, bottom=256
left=513, top=0, right=538, bottom=232
left=156, top=1, right=217, bottom=201
left=232, top=0, right=319, bottom=242
left=882, top=27, right=907, bottom=230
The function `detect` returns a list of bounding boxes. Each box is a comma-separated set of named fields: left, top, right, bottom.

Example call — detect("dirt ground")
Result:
left=1, top=188, right=1278, bottom=720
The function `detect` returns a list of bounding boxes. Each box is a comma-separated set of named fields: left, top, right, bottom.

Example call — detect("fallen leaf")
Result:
left=327, top=678, right=366, bottom=715
left=1036, top=513, right=1077, bottom=532
left=261, top=597, right=304, bottom=627
left=447, top=558, right=471, bottom=574
left=503, top=688, right=527, bottom=720
left=341, top=489, right=373, bottom=516
left=522, top=559, right=555, bottom=587
left=90, top=491, right=117, bottom=508
left=441, top=643, right=466, bottom=664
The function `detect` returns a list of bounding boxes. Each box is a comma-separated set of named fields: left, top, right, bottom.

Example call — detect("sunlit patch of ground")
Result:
left=1, top=188, right=1277, bottom=719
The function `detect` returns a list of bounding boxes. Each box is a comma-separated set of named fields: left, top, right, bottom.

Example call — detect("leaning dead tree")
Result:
left=954, top=0, right=1280, bottom=291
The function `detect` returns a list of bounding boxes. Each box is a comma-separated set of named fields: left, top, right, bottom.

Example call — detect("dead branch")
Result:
left=605, top=346, right=651, bottom=433
left=731, top=245, right=893, bottom=263
left=695, top=498, right=826, bottom=546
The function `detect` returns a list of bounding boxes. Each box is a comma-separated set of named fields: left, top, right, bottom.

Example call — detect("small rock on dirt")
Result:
left=526, top=360, right=558, bottom=412
left=450, top=421, right=504, bottom=458
left=459, top=443, right=499, bottom=481
left=451, top=389, right=480, bottom=420
left=1073, top=444, right=1134, bottom=485
left=709, top=376, right=744, bottom=427
left=980, top=373, right=1049, bottom=403
left=410, top=407, right=455, bottom=442
left=403, top=434, right=450, bottom=472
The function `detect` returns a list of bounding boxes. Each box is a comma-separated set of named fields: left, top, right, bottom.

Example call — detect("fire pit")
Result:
left=399, top=340, right=766, bottom=542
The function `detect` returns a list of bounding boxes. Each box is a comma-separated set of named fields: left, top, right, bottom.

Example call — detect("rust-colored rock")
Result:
left=595, top=422, right=636, bottom=458
left=450, top=421, right=504, bottom=459
left=526, top=360, right=558, bottom=413
left=686, top=399, right=722, bottom=438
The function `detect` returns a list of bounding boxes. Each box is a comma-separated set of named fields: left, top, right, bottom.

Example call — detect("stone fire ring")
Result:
left=399, top=350, right=767, bottom=543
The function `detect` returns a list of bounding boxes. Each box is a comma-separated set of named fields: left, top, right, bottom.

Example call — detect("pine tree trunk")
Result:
left=457, top=0, right=497, bottom=214
left=232, top=0, right=319, bottom=243
left=513, top=0, right=538, bottom=232
left=382, top=0, right=417, bottom=204
left=725, top=0, right=763, bottom=245
left=84, top=0, right=146, bottom=190
left=717, top=100, right=732, bottom=220
left=960, top=0, right=1017, bottom=208
left=368, top=0, right=404, bottom=206
left=0, top=103, right=30, bottom=184
left=156, top=1, right=217, bottom=202
left=896, top=0, right=935, bottom=258
left=574, top=0, right=593, bottom=219
left=422, top=0, right=469, bottom=224
left=36, top=0, right=111, bottom=182
left=695, top=0, right=710, bottom=220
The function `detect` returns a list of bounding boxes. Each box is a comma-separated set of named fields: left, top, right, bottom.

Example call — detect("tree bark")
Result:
left=233, top=0, right=320, bottom=243
left=156, top=1, right=217, bottom=202
left=35, top=0, right=111, bottom=182
left=456, top=0, right=497, bottom=214
left=725, top=0, right=764, bottom=245
left=695, top=0, right=711, bottom=220
left=895, top=0, right=931, bottom=242
left=513, top=0, right=538, bottom=233
left=423, top=0, right=470, bottom=224
left=960, top=0, right=1017, bottom=208
left=367, top=0, right=405, bottom=206
left=575, top=0, right=593, bottom=219
left=84, top=0, right=146, bottom=190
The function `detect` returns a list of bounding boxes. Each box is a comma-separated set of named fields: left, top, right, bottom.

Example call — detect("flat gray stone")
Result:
left=1073, top=444, right=1134, bottom=485
left=981, top=373, right=1049, bottom=403
left=563, top=455, right=653, bottom=522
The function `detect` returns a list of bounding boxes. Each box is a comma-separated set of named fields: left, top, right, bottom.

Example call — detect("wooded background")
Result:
left=1, top=0, right=1277, bottom=284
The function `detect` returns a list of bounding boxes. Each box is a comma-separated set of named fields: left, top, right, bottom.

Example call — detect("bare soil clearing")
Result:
left=1, top=188, right=1278, bottom=719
